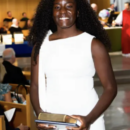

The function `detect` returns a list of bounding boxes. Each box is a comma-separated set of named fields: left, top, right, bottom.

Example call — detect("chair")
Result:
left=22, top=71, right=31, bottom=80
left=0, top=63, right=6, bottom=83
left=8, top=22, right=12, bottom=28
left=22, top=30, right=30, bottom=37
left=19, top=21, right=26, bottom=29
left=9, top=84, right=30, bottom=98
left=0, top=115, right=6, bottom=130
left=2, top=34, right=12, bottom=45
left=14, top=33, right=24, bottom=44
left=0, top=94, right=37, bottom=130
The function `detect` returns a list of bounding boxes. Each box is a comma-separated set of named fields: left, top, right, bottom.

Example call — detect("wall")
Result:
left=0, top=0, right=40, bottom=26
left=90, top=0, right=110, bottom=13
left=116, top=0, right=130, bottom=11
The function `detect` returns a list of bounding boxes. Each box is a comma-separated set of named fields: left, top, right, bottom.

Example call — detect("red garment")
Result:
left=122, top=10, right=130, bottom=54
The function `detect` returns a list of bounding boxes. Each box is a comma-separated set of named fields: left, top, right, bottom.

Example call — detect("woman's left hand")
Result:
left=67, top=115, right=90, bottom=130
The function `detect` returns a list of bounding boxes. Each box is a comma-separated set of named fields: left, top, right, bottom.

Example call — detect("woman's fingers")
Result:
left=37, top=123, right=56, bottom=130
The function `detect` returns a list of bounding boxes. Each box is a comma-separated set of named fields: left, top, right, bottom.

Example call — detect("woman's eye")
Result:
left=67, top=5, right=73, bottom=9
left=54, top=6, right=60, bottom=10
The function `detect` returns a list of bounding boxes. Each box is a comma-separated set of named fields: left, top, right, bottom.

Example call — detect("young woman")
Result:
left=29, top=0, right=117, bottom=130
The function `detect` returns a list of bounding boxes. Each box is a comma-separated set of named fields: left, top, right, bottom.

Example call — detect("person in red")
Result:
left=113, top=2, right=130, bottom=57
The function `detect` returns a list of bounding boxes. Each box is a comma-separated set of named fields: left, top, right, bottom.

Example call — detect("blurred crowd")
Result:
left=91, top=2, right=130, bottom=28
left=0, top=11, right=33, bottom=35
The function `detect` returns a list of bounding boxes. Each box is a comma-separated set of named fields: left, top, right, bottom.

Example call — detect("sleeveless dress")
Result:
left=39, top=32, right=105, bottom=130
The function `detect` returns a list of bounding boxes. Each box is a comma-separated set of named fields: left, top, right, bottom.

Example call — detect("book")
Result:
left=36, top=113, right=81, bottom=128
left=35, top=120, right=80, bottom=128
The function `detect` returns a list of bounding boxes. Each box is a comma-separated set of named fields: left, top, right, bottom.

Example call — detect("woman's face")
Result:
left=53, top=0, right=77, bottom=29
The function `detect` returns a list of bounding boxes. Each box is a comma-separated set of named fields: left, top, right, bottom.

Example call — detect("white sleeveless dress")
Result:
left=39, top=32, right=105, bottom=130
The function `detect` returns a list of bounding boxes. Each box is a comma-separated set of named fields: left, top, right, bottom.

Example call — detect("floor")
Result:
left=0, top=54, right=130, bottom=130
left=95, top=84, right=130, bottom=130
left=110, top=54, right=130, bottom=71
left=98, top=54, right=130, bottom=130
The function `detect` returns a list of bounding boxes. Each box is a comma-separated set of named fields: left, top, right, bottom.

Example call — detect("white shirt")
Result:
left=115, top=12, right=123, bottom=25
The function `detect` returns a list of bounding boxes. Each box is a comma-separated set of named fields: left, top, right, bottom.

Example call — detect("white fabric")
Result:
left=39, top=32, right=105, bottom=130
left=11, top=24, right=19, bottom=28
left=115, top=11, right=123, bottom=25
left=0, top=44, right=5, bottom=56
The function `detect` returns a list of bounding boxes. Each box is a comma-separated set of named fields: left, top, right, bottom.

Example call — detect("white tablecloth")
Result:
left=0, top=44, right=5, bottom=56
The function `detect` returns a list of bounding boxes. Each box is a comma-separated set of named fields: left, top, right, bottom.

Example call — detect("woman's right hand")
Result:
left=37, top=123, right=56, bottom=130
left=17, top=124, right=29, bottom=130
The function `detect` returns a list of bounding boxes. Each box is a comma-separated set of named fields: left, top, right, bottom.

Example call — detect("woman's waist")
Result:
left=46, top=77, right=94, bottom=92
left=46, top=87, right=99, bottom=115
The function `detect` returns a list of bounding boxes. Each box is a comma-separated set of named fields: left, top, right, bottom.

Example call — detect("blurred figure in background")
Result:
left=112, top=2, right=130, bottom=57
left=99, top=9, right=110, bottom=27
left=107, top=4, right=115, bottom=12
left=9, top=19, right=22, bottom=35
left=2, top=48, right=29, bottom=85
left=22, top=19, right=32, bottom=30
left=20, top=12, right=29, bottom=22
left=91, top=3, right=98, bottom=14
left=3, top=11, right=14, bottom=22
left=0, top=21, right=9, bottom=34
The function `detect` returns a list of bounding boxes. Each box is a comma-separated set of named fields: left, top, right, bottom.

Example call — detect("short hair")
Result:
left=7, top=11, right=11, bottom=15
left=125, top=2, right=130, bottom=6
left=22, top=12, right=26, bottom=16
left=2, top=48, right=16, bottom=61
left=110, top=4, right=114, bottom=6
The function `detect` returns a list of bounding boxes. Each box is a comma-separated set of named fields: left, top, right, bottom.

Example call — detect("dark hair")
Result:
left=110, top=4, right=114, bottom=6
left=7, top=11, right=11, bottom=15
left=125, top=2, right=130, bottom=6
left=28, top=0, right=111, bottom=63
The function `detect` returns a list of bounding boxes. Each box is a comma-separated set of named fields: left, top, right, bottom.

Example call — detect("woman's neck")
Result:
left=56, top=26, right=82, bottom=39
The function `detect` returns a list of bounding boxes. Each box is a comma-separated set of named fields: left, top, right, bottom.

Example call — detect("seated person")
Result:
left=0, top=21, right=9, bottom=34
left=22, top=19, right=32, bottom=30
left=0, top=83, right=26, bottom=104
left=2, top=48, right=29, bottom=85
left=91, top=3, right=98, bottom=15
left=107, top=10, right=119, bottom=25
left=3, top=11, right=14, bottom=22
left=98, top=9, right=110, bottom=27
left=20, top=12, right=29, bottom=21
left=9, top=19, right=22, bottom=35
left=107, top=4, right=115, bottom=12
left=0, top=104, right=29, bottom=130
left=0, top=27, right=7, bottom=34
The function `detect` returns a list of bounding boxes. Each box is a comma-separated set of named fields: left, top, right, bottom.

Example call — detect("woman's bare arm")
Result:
left=86, top=39, right=117, bottom=124
left=30, top=48, right=43, bottom=116
left=4, top=91, right=12, bottom=102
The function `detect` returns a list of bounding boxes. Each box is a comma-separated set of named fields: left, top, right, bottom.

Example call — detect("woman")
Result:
left=29, top=0, right=117, bottom=130
left=0, top=84, right=12, bottom=102
left=0, top=83, right=26, bottom=104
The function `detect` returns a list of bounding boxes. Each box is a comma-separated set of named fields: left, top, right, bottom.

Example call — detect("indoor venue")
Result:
left=0, top=0, right=130, bottom=130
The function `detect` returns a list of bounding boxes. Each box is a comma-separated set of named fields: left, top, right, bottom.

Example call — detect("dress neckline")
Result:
left=47, top=32, right=85, bottom=42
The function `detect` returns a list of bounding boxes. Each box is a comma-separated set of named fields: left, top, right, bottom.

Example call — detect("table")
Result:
left=5, top=41, right=32, bottom=57
left=105, top=27, right=122, bottom=52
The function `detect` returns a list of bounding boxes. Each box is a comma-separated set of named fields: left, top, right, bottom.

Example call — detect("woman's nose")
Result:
left=60, top=7, right=66, bottom=14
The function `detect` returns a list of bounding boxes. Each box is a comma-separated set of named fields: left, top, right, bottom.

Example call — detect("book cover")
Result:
left=36, top=113, right=81, bottom=128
